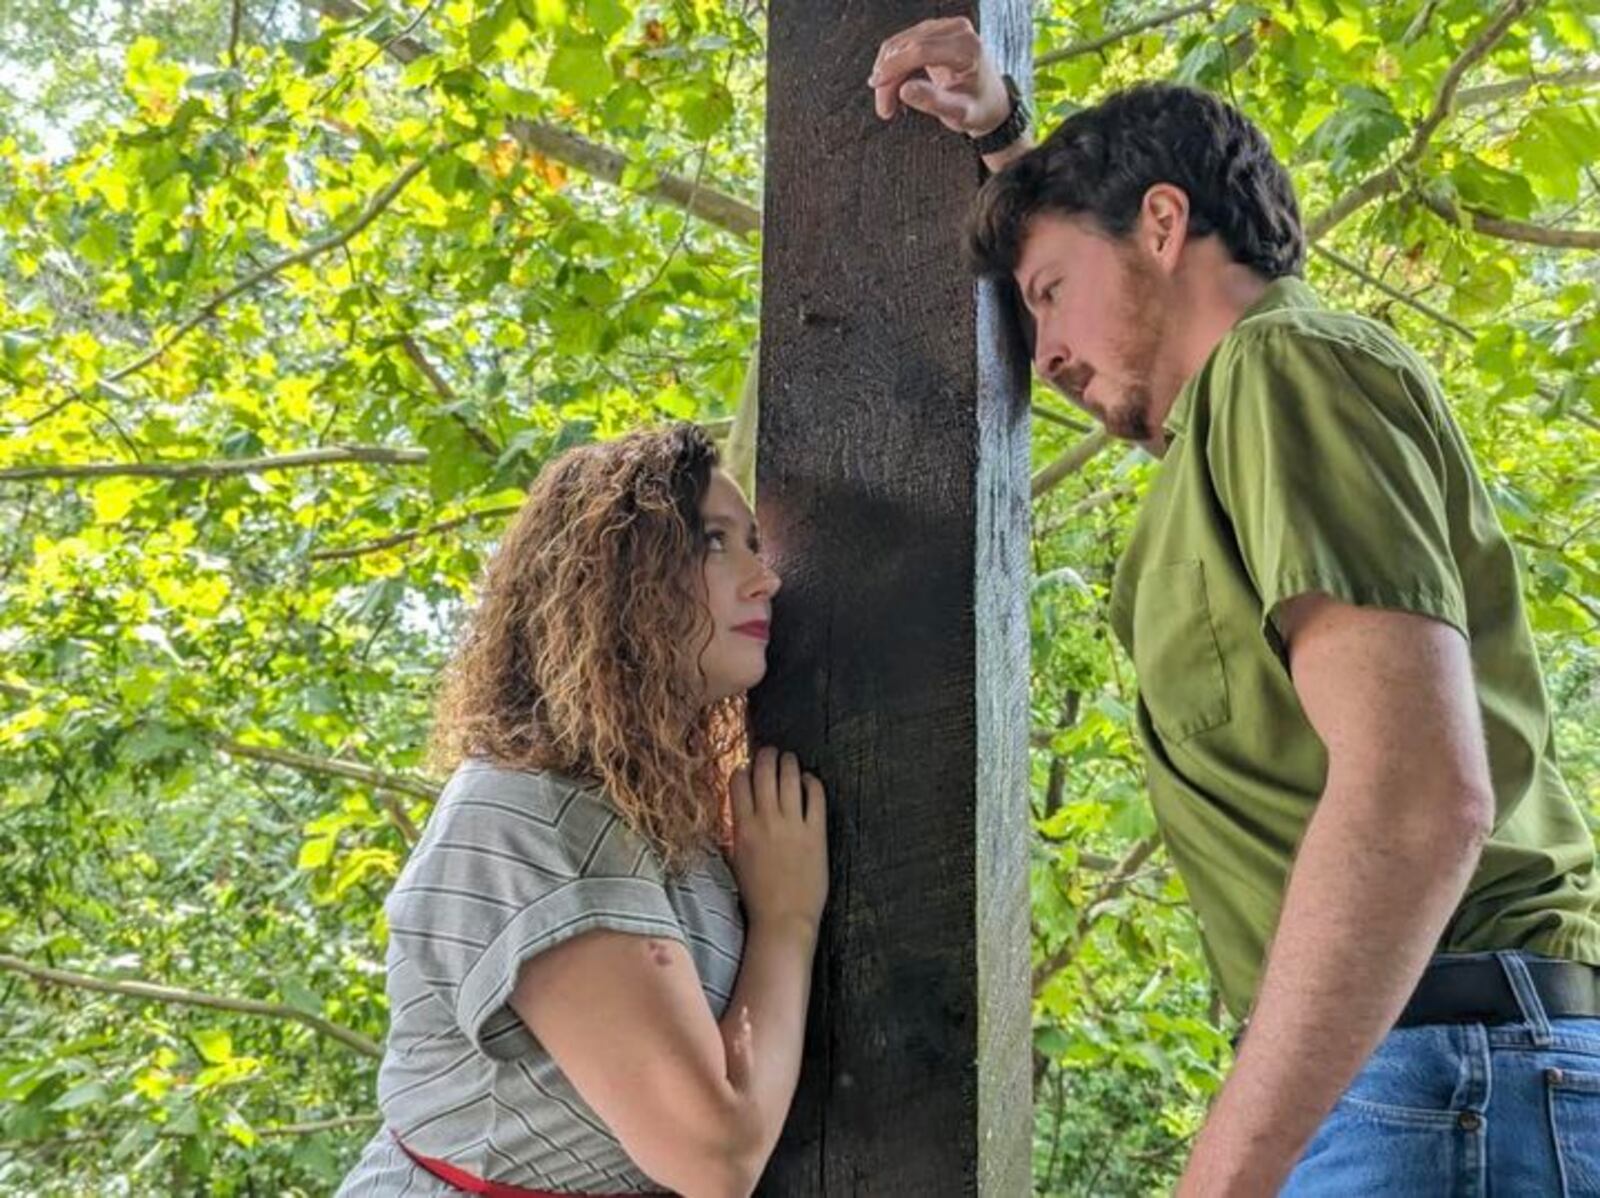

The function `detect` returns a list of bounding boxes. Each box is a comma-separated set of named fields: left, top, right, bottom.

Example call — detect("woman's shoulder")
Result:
left=427, top=759, right=661, bottom=880
left=436, top=758, right=604, bottom=816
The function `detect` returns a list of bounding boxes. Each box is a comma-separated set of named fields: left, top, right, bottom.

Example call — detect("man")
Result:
left=869, top=17, right=1600, bottom=1196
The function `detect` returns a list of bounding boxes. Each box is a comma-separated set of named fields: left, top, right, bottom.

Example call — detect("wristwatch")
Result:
left=971, top=73, right=1030, bottom=155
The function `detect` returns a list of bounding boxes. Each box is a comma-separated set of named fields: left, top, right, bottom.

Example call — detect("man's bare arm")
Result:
left=1177, top=595, right=1494, bottom=1196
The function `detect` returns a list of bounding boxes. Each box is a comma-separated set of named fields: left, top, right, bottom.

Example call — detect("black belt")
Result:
left=1395, top=955, right=1600, bottom=1028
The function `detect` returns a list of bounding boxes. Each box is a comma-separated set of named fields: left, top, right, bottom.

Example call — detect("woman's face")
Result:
left=695, top=469, right=780, bottom=704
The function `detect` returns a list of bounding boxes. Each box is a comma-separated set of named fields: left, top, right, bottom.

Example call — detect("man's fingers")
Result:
left=869, top=25, right=980, bottom=87
left=869, top=41, right=981, bottom=122
left=898, top=78, right=974, bottom=128
left=870, top=17, right=975, bottom=80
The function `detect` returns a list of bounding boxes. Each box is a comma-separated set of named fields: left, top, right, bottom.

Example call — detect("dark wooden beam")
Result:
left=753, top=3, right=1033, bottom=1192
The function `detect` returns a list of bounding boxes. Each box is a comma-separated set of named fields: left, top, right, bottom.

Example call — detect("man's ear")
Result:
left=1141, top=183, right=1190, bottom=269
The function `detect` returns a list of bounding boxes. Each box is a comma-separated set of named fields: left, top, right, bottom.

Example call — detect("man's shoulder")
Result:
left=1218, top=301, right=1434, bottom=386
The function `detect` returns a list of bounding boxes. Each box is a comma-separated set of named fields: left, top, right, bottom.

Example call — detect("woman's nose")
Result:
left=746, top=561, right=781, bottom=600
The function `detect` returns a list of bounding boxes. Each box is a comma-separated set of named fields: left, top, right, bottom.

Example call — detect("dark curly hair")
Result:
left=429, top=422, right=744, bottom=874
left=968, top=82, right=1304, bottom=280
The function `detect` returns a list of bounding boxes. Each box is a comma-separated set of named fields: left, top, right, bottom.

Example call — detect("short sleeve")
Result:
left=1207, top=329, right=1467, bottom=648
left=384, top=765, right=684, bottom=1054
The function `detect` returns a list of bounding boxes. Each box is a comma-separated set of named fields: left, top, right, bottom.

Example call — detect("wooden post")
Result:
left=752, top=2, right=1033, bottom=1193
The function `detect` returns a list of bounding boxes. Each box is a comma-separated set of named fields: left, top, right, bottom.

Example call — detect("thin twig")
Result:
left=1310, top=243, right=1476, bottom=341
left=397, top=335, right=501, bottom=457
left=311, top=503, right=522, bottom=561
left=1031, top=430, right=1111, bottom=500
left=214, top=735, right=440, bottom=803
left=1457, top=65, right=1600, bottom=110
left=0, top=445, right=427, bottom=483
left=1038, top=2, right=1213, bottom=66
left=0, top=954, right=382, bottom=1059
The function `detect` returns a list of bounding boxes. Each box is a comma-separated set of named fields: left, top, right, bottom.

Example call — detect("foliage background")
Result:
left=0, top=1, right=1595, bottom=1193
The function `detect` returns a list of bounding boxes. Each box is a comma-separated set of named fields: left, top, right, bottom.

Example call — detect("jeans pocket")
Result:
left=1549, top=1066, right=1600, bottom=1198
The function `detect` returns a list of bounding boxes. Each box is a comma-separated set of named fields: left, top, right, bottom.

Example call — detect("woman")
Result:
left=337, top=423, right=829, bottom=1197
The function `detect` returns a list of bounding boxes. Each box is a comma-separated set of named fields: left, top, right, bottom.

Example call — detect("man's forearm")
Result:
left=981, top=135, right=1033, bottom=175
left=1178, top=783, right=1490, bottom=1196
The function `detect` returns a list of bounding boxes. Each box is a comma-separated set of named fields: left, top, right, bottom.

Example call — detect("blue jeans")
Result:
left=1282, top=952, right=1600, bottom=1197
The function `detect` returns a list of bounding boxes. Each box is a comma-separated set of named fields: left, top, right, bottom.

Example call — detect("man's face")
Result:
left=1015, top=212, right=1168, bottom=444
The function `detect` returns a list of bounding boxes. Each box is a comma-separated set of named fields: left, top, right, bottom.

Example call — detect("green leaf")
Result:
left=48, top=1080, right=109, bottom=1112
left=676, top=80, right=734, bottom=139
left=583, top=0, right=630, bottom=38
left=545, top=34, right=613, bottom=103
left=192, top=1028, right=233, bottom=1065
left=1448, top=156, right=1536, bottom=220
left=468, top=0, right=523, bottom=63
left=1304, top=86, right=1405, bottom=177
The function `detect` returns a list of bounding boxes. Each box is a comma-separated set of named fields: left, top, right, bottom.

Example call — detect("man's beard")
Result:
left=1100, top=253, right=1166, bottom=443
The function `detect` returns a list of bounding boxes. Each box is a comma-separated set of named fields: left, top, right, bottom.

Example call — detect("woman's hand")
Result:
left=727, top=748, right=828, bottom=934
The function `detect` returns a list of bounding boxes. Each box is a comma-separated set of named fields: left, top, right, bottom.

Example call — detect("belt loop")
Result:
left=1496, top=950, right=1553, bottom=1046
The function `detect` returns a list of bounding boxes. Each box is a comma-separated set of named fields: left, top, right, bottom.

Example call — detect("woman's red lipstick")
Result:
left=733, top=620, right=770, bottom=641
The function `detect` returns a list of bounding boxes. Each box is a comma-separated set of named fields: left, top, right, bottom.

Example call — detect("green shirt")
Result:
left=1110, top=277, right=1600, bottom=1019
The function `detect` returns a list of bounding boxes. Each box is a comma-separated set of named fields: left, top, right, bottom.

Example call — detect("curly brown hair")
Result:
left=430, top=423, right=746, bottom=874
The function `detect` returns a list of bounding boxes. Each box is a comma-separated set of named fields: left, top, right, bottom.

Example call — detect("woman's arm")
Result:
left=510, top=749, right=827, bottom=1198
left=510, top=920, right=816, bottom=1198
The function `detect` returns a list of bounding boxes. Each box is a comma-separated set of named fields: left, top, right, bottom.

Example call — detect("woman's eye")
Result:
left=1043, top=282, right=1059, bottom=305
left=705, top=529, right=727, bottom=550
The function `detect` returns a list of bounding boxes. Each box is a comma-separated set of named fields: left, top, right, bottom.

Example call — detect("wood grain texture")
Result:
left=753, top=3, right=1031, bottom=1192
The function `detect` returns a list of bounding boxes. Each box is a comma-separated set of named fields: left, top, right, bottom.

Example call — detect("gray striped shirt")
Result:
left=337, top=760, right=746, bottom=1195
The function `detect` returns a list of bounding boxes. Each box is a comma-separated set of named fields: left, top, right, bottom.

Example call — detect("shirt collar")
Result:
left=1160, top=274, right=1320, bottom=441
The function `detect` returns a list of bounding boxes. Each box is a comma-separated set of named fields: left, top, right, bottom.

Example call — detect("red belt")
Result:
left=391, top=1131, right=670, bottom=1197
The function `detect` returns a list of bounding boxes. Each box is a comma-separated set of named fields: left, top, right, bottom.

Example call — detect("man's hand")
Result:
left=868, top=18, right=1011, bottom=137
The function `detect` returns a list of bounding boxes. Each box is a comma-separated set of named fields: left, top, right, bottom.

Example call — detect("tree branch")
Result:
left=1458, top=65, right=1600, bottom=111
left=0, top=445, right=427, bottom=483
left=0, top=953, right=382, bottom=1059
left=311, top=503, right=522, bottom=561
left=1032, top=835, right=1162, bottom=995
left=1310, top=243, right=1476, bottom=341
left=214, top=735, right=439, bottom=806
left=98, top=151, right=439, bottom=390
left=0, top=1112, right=378, bottom=1152
left=302, top=0, right=761, bottom=238
left=1037, top=2, right=1214, bottom=66
left=1306, top=0, right=1536, bottom=243
left=1416, top=191, right=1600, bottom=250
left=396, top=334, right=502, bottom=458
left=1031, top=429, right=1111, bottom=500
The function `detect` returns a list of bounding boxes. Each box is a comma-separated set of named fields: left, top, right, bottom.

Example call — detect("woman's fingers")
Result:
left=802, top=772, right=826, bottom=827
left=730, top=763, right=754, bottom=825
left=751, top=745, right=778, bottom=815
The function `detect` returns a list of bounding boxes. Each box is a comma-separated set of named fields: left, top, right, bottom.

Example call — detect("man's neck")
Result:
left=1146, top=256, right=1274, bottom=443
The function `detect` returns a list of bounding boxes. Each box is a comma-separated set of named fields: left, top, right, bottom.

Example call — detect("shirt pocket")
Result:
left=1131, top=559, right=1231, bottom=742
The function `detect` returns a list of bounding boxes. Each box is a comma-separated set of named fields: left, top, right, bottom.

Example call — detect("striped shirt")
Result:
left=337, top=760, right=746, bottom=1196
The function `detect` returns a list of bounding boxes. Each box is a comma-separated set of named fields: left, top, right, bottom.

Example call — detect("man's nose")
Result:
left=1034, top=338, right=1071, bottom=383
left=1030, top=345, right=1068, bottom=383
